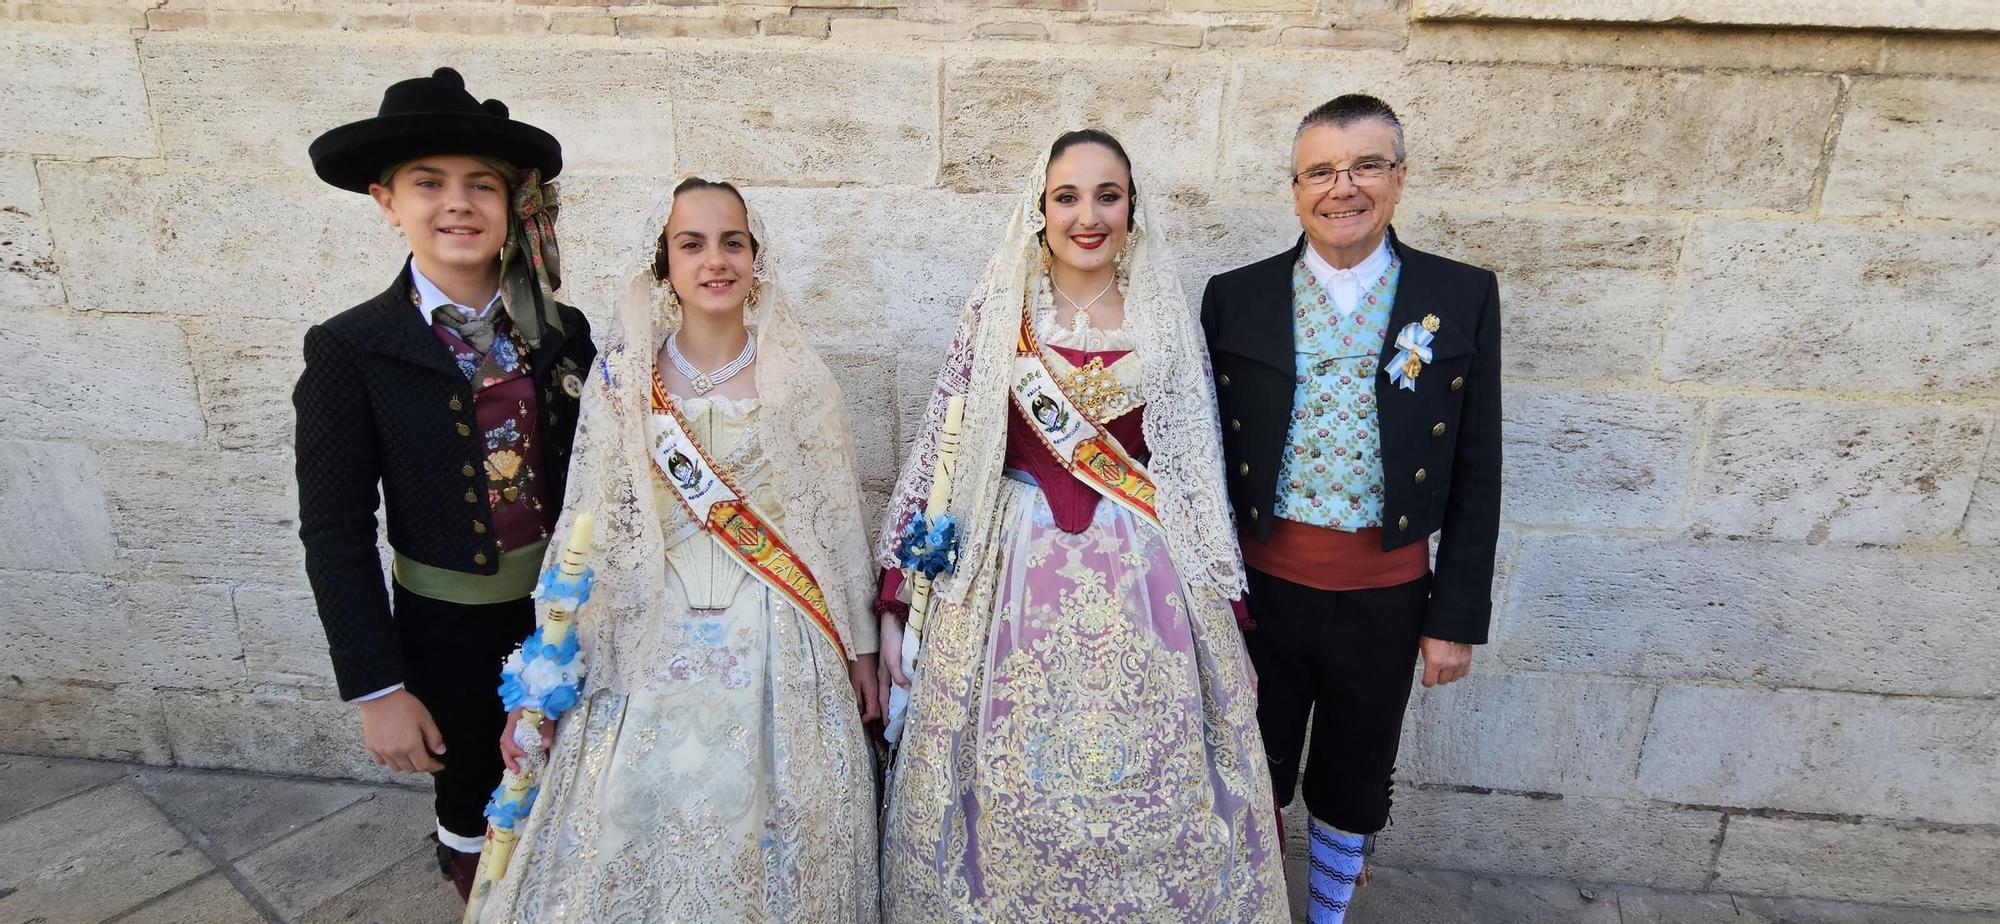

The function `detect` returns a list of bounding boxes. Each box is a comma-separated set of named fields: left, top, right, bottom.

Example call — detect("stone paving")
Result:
left=3, top=753, right=1992, bottom=924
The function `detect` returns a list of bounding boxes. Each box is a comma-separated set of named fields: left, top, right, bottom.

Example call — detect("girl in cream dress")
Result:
left=480, top=178, right=881, bottom=923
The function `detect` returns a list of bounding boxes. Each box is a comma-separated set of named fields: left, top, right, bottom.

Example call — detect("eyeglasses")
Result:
left=1292, top=159, right=1401, bottom=191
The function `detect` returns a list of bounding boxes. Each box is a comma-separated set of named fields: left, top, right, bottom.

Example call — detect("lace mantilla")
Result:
left=546, top=191, right=879, bottom=697
left=877, top=145, right=1245, bottom=597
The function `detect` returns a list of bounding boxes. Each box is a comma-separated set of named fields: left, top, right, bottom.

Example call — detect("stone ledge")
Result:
left=1717, top=815, right=2000, bottom=911
left=1412, top=0, right=2000, bottom=33
left=0, top=680, right=171, bottom=764
left=1639, top=686, right=2000, bottom=826
left=1502, top=537, right=2000, bottom=698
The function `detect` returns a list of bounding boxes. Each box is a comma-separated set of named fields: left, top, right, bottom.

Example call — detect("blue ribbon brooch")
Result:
left=1387, top=317, right=1437, bottom=391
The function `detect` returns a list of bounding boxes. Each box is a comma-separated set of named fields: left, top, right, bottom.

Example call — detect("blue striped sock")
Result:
left=1308, top=820, right=1365, bottom=924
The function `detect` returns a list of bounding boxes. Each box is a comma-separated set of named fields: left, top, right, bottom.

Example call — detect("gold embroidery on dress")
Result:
left=480, top=400, right=877, bottom=923
left=882, top=484, right=1285, bottom=923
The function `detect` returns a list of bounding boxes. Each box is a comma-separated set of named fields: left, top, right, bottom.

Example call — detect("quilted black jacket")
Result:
left=293, top=264, right=596, bottom=699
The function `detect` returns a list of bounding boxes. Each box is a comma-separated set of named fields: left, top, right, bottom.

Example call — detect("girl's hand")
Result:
left=848, top=654, right=883, bottom=723
left=879, top=611, right=911, bottom=704
left=499, top=707, right=556, bottom=773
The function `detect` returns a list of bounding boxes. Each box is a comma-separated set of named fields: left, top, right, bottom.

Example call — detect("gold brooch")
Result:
left=1422, top=313, right=1440, bottom=332
left=1062, top=356, right=1130, bottom=421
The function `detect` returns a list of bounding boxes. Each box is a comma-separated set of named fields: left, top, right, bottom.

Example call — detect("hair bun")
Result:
left=481, top=98, right=509, bottom=118
left=432, top=67, right=465, bottom=89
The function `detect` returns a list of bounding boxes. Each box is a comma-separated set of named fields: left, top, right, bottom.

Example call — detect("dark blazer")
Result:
left=1200, top=229, right=1501, bottom=644
left=293, top=263, right=596, bottom=699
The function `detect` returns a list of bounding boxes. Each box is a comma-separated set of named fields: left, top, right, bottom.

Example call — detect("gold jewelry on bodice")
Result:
left=1059, top=354, right=1134, bottom=422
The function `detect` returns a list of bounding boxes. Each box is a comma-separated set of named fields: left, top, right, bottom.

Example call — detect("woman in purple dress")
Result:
left=876, top=130, right=1287, bottom=923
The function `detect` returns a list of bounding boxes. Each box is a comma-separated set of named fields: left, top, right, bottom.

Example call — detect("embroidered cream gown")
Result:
left=479, top=396, right=878, bottom=923
left=881, top=313, right=1287, bottom=923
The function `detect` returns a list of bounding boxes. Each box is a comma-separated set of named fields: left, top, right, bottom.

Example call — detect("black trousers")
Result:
left=1243, top=567, right=1429, bottom=835
left=392, top=582, right=536, bottom=844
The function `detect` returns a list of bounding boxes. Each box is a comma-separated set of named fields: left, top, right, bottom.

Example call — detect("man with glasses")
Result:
left=1200, top=94, right=1502, bottom=924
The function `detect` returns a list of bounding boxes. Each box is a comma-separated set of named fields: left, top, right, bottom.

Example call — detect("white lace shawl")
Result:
left=875, top=146, right=1246, bottom=599
left=547, top=192, right=878, bottom=695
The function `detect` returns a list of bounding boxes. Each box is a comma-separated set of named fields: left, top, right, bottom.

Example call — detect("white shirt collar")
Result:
left=409, top=259, right=502, bottom=325
left=1302, top=234, right=1393, bottom=286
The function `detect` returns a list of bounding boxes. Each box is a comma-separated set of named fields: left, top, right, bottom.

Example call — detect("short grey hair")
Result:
left=1295, top=94, right=1406, bottom=162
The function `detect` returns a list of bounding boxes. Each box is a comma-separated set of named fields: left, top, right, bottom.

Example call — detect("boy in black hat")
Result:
left=295, top=66, right=595, bottom=902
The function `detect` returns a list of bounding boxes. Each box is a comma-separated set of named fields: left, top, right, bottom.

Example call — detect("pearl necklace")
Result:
left=666, top=332, right=756, bottom=395
left=1052, top=274, right=1117, bottom=333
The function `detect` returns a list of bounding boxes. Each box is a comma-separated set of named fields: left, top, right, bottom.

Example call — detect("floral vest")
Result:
left=1272, top=253, right=1400, bottom=530
left=431, top=314, right=556, bottom=553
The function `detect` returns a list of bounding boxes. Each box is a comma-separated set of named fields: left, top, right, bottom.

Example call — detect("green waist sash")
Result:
left=392, top=540, right=547, bottom=606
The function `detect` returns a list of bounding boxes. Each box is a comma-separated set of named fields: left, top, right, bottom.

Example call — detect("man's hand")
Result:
left=849, top=654, right=883, bottom=723
left=1418, top=636, right=1474, bottom=688
left=358, top=689, right=445, bottom=773
left=499, top=707, right=555, bottom=774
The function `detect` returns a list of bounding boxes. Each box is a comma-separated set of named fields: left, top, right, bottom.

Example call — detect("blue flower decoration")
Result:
left=498, top=674, right=528, bottom=711
left=497, top=624, right=584, bottom=718
left=483, top=784, right=540, bottom=830
left=541, top=684, right=578, bottom=718
left=896, top=513, right=959, bottom=579
left=518, top=626, right=581, bottom=666
left=536, top=565, right=597, bottom=612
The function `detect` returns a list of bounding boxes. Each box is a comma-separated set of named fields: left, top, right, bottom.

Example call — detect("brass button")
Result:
left=1219, top=373, right=1231, bottom=387
left=1414, top=468, right=1427, bottom=484
left=1237, top=463, right=1249, bottom=476
left=1397, top=515, right=1409, bottom=530
left=473, top=553, right=488, bottom=566
left=464, top=490, right=477, bottom=503
left=1230, top=418, right=1241, bottom=432
left=1432, top=422, right=1446, bottom=437
left=462, top=464, right=476, bottom=477
left=456, top=422, right=472, bottom=436
left=449, top=396, right=463, bottom=411
left=1450, top=376, right=1465, bottom=391
left=1248, top=506, right=1259, bottom=520
left=473, top=522, right=487, bottom=534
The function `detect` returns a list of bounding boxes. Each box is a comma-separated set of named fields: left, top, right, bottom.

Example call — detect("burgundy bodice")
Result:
left=1004, top=345, right=1145, bottom=533
left=878, top=345, right=1250, bottom=626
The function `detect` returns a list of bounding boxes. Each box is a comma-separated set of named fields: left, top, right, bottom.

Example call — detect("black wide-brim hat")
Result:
left=309, top=67, right=562, bottom=193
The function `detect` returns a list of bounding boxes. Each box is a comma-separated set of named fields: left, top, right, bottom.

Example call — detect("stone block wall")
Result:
left=2, top=0, right=1995, bottom=912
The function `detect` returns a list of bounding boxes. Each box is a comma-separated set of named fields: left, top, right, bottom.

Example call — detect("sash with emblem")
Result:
left=645, top=368, right=848, bottom=659
left=1009, top=313, right=1161, bottom=527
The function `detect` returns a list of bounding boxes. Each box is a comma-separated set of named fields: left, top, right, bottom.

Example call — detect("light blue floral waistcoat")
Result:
left=1272, top=252, right=1402, bottom=530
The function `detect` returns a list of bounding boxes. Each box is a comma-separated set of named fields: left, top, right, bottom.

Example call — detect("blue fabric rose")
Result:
left=896, top=513, right=959, bottom=579
left=541, top=683, right=578, bottom=719
left=498, top=673, right=527, bottom=711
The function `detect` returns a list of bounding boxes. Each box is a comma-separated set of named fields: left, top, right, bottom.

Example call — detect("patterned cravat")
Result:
left=431, top=305, right=498, bottom=354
